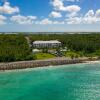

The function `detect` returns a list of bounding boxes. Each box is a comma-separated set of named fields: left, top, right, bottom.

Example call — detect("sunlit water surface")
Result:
left=0, top=63, right=100, bottom=100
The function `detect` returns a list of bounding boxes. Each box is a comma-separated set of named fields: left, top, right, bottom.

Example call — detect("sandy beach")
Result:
left=85, top=60, right=100, bottom=64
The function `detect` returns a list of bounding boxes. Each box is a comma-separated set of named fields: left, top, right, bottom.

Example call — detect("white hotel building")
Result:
left=33, top=40, right=61, bottom=48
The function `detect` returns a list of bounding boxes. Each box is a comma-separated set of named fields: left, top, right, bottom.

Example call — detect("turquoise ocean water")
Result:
left=0, top=63, right=100, bottom=100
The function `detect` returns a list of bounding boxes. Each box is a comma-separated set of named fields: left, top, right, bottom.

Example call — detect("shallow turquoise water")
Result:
left=0, top=63, right=100, bottom=100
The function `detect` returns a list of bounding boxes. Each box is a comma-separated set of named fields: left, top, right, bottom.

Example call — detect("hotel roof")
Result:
left=33, top=40, right=61, bottom=44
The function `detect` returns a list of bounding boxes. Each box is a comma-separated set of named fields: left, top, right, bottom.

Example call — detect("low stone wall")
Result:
left=0, top=58, right=86, bottom=70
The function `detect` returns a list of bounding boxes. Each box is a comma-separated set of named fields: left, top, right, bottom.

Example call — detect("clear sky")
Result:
left=0, top=0, right=100, bottom=32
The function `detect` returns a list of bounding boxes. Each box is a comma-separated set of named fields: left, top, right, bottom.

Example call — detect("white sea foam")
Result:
left=85, top=61, right=100, bottom=64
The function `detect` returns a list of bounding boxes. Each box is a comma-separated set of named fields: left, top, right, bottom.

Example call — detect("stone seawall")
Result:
left=0, top=58, right=87, bottom=70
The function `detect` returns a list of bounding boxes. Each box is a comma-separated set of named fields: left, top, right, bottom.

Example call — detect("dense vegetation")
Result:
left=29, top=33, right=100, bottom=56
left=0, top=33, right=100, bottom=62
left=0, top=34, right=33, bottom=62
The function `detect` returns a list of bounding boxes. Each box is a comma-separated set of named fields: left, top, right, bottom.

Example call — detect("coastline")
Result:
left=0, top=57, right=100, bottom=71
left=85, top=61, right=100, bottom=64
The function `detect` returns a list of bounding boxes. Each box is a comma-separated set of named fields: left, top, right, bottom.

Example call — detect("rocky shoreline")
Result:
left=0, top=57, right=99, bottom=71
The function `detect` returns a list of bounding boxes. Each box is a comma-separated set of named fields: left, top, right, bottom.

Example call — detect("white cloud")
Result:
left=36, top=18, right=64, bottom=24
left=39, top=18, right=52, bottom=24
left=66, top=17, right=81, bottom=24
left=50, top=0, right=81, bottom=24
left=83, top=10, right=96, bottom=24
left=0, top=15, right=6, bottom=24
left=66, top=16, right=96, bottom=24
left=95, top=9, right=100, bottom=18
left=65, top=0, right=80, bottom=2
left=85, top=10, right=94, bottom=17
left=66, top=9, right=100, bottom=24
left=50, top=0, right=64, bottom=11
left=49, top=11, right=62, bottom=18
left=83, top=17, right=97, bottom=24
left=10, top=15, right=37, bottom=24
left=65, top=5, right=81, bottom=12
left=66, top=12, right=77, bottom=17
left=27, top=16, right=37, bottom=20
left=51, top=0, right=81, bottom=12
left=0, top=2, right=19, bottom=14
left=0, top=15, right=6, bottom=20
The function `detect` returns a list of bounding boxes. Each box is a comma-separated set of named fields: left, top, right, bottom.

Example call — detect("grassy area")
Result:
left=64, top=51, right=80, bottom=58
left=35, top=53, right=56, bottom=60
